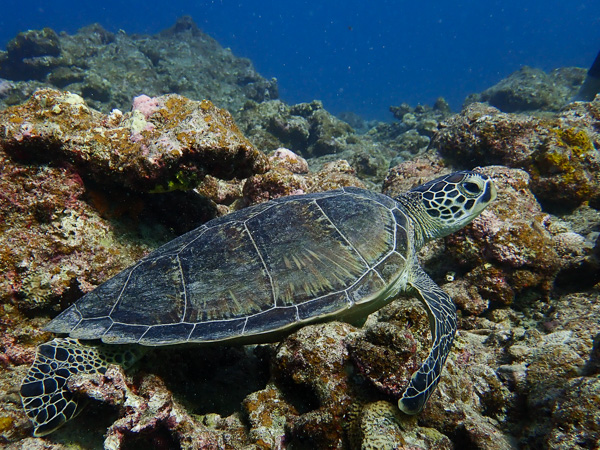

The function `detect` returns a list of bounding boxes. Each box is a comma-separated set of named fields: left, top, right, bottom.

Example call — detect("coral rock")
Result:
left=243, top=167, right=307, bottom=205
left=547, top=376, right=600, bottom=449
left=242, top=383, right=298, bottom=448
left=432, top=101, right=600, bottom=211
left=304, top=159, right=366, bottom=193
left=243, top=159, right=365, bottom=206
left=238, top=99, right=354, bottom=158
left=446, top=166, right=561, bottom=307
left=70, top=367, right=231, bottom=449
left=0, top=89, right=268, bottom=192
left=465, top=66, right=585, bottom=112
left=268, top=147, right=309, bottom=174
left=271, top=322, right=358, bottom=448
left=0, top=148, right=153, bottom=311
left=348, top=300, right=428, bottom=399
left=346, top=401, right=452, bottom=450
left=0, top=28, right=61, bottom=81
left=382, top=152, right=448, bottom=199
left=0, top=18, right=278, bottom=113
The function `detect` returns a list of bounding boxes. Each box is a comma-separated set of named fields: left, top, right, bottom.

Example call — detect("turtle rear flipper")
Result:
left=399, top=266, right=457, bottom=414
left=20, top=338, right=143, bottom=436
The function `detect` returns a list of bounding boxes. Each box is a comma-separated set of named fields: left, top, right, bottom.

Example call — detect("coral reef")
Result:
left=446, top=166, right=562, bottom=307
left=270, top=322, right=358, bottom=448
left=0, top=17, right=278, bottom=113
left=69, top=367, right=238, bottom=449
left=382, top=151, right=449, bottom=199
left=236, top=98, right=452, bottom=186
left=0, top=89, right=268, bottom=192
left=1, top=20, right=600, bottom=448
left=465, top=66, right=586, bottom=112
left=237, top=99, right=355, bottom=158
left=237, top=98, right=392, bottom=184
left=389, top=98, right=452, bottom=137
left=0, top=147, right=157, bottom=312
left=372, top=98, right=453, bottom=162
left=3, top=138, right=599, bottom=448
left=0, top=28, right=61, bottom=81
left=432, top=100, right=600, bottom=211
left=242, top=157, right=365, bottom=206
left=346, top=401, right=452, bottom=450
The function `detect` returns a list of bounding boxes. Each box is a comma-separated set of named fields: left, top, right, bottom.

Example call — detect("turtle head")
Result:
left=397, top=171, right=496, bottom=246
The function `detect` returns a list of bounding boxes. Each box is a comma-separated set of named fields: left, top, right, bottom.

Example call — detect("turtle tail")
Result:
left=20, top=337, right=142, bottom=436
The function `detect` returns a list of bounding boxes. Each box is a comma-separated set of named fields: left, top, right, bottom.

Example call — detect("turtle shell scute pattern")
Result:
left=46, top=188, right=412, bottom=345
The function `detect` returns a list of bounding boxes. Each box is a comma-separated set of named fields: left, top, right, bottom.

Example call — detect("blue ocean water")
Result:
left=1, top=0, right=599, bottom=119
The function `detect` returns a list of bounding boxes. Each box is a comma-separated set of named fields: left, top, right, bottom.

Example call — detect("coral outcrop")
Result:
left=237, top=99, right=355, bottom=158
left=0, top=89, right=268, bottom=192
left=0, top=17, right=278, bottom=113
left=465, top=66, right=586, bottom=112
left=236, top=98, right=453, bottom=186
left=432, top=100, right=600, bottom=211
left=0, top=147, right=156, bottom=312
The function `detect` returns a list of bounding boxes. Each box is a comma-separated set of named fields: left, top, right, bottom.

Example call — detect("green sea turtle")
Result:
left=20, top=170, right=496, bottom=437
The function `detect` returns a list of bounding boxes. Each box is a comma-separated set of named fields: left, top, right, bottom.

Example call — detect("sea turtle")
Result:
left=20, top=170, right=496, bottom=437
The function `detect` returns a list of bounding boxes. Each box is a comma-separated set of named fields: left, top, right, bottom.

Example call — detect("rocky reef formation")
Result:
left=465, top=66, right=586, bottom=112
left=432, top=100, right=600, bottom=213
left=0, top=89, right=268, bottom=192
left=235, top=98, right=452, bottom=186
left=0, top=17, right=278, bottom=114
left=0, top=20, right=460, bottom=190
left=237, top=99, right=354, bottom=158
left=0, top=21, right=599, bottom=450
left=0, top=90, right=370, bottom=315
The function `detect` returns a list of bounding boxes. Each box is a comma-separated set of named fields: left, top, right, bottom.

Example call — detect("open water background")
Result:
left=1, top=0, right=599, bottom=119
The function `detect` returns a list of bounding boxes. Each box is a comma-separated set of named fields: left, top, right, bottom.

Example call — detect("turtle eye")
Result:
left=462, top=181, right=481, bottom=196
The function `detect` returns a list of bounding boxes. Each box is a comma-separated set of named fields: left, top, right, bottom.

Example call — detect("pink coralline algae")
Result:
left=131, top=94, right=160, bottom=119
left=0, top=336, right=35, bottom=367
left=67, top=366, right=229, bottom=449
left=268, top=147, right=309, bottom=174
left=0, top=89, right=269, bottom=192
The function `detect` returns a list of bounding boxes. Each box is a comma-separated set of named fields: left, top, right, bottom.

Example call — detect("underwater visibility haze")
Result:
left=0, top=0, right=599, bottom=118
left=0, top=1, right=599, bottom=449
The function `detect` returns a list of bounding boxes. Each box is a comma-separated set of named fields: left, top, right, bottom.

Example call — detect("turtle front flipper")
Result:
left=399, top=266, right=457, bottom=414
left=20, top=338, right=143, bottom=436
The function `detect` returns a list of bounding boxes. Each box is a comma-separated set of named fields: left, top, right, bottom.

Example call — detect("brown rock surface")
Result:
left=0, top=89, right=268, bottom=192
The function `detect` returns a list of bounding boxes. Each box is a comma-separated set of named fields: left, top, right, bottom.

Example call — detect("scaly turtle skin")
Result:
left=20, top=171, right=496, bottom=436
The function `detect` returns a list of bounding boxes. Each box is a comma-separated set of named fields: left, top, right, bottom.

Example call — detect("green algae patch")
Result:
left=149, top=169, right=203, bottom=193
